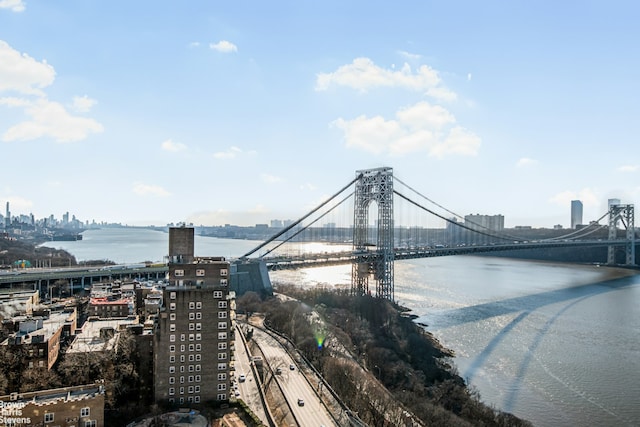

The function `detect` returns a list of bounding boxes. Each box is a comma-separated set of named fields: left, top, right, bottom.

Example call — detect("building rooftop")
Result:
left=0, top=383, right=104, bottom=406
left=67, top=317, right=138, bottom=353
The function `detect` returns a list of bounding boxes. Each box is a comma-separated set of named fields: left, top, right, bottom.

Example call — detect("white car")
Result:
left=239, top=374, right=246, bottom=382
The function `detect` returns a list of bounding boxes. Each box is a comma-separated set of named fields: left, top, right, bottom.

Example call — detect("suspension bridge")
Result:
left=240, top=167, right=636, bottom=301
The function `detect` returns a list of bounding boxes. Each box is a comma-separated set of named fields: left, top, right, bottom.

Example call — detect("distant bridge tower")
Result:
left=607, top=203, right=635, bottom=266
left=352, top=167, right=395, bottom=300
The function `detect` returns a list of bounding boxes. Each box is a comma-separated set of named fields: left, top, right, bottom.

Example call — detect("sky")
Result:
left=1, top=1, right=639, bottom=228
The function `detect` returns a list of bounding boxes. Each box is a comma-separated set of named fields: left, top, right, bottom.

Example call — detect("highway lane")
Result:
left=252, top=327, right=335, bottom=427
left=234, top=324, right=269, bottom=425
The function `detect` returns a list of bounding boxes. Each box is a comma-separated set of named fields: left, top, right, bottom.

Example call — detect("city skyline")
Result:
left=1, top=2, right=639, bottom=228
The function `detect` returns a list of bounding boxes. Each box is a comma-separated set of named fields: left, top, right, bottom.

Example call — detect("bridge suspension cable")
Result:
left=241, top=173, right=362, bottom=258
left=259, top=191, right=354, bottom=258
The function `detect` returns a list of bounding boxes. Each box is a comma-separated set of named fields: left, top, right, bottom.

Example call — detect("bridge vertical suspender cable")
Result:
left=240, top=173, right=363, bottom=259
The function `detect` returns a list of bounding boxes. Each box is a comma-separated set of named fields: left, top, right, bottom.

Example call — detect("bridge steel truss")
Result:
left=351, top=167, right=395, bottom=300
left=607, top=203, right=636, bottom=266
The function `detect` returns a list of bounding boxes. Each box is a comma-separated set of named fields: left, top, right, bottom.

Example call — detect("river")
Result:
left=42, top=227, right=640, bottom=426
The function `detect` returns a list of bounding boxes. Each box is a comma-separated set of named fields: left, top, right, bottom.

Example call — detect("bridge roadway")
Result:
left=0, top=239, right=633, bottom=287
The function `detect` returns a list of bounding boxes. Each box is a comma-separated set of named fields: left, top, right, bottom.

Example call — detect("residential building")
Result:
left=0, top=383, right=105, bottom=427
left=154, top=227, right=236, bottom=405
left=571, top=200, right=583, bottom=229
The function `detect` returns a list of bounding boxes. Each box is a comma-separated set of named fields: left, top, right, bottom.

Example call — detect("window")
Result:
left=195, top=354, right=201, bottom=362
left=80, top=407, right=90, bottom=417
left=169, top=387, right=175, bottom=395
left=196, top=269, right=205, bottom=277
left=180, top=366, right=185, bottom=372
left=218, top=311, right=227, bottom=319
left=179, top=397, right=185, bottom=404
left=170, top=303, right=176, bottom=310
left=44, top=413, right=54, bottom=423
left=188, top=385, right=194, bottom=393
left=196, top=333, right=201, bottom=340
left=85, top=421, right=97, bottom=427
left=195, top=385, right=200, bottom=393
left=220, top=268, right=228, bottom=276
left=187, top=396, right=193, bottom=403
left=189, top=344, right=195, bottom=352
left=189, top=365, right=194, bottom=372
left=169, top=345, right=175, bottom=352
left=196, top=344, right=201, bottom=351
left=217, top=393, right=226, bottom=401
left=217, top=322, right=227, bottom=329
left=170, top=292, right=176, bottom=300
left=194, top=396, right=200, bottom=403
left=218, top=301, right=227, bottom=309
left=170, top=323, right=176, bottom=332
left=195, top=375, right=201, bottom=382
left=180, top=355, right=185, bottom=362
left=170, top=313, right=176, bottom=321
left=189, top=354, right=194, bottom=362
left=38, top=360, right=44, bottom=367
left=214, top=290, right=223, bottom=299
left=175, top=269, right=184, bottom=277
left=169, top=366, right=175, bottom=373
left=169, top=334, right=175, bottom=342
left=220, top=279, right=228, bottom=286
left=218, top=383, right=226, bottom=391
left=217, top=363, right=226, bottom=370
left=180, top=376, right=185, bottom=384
left=189, top=323, right=195, bottom=331
left=196, top=364, right=201, bottom=372
left=189, top=312, right=195, bottom=320
left=189, top=302, right=195, bottom=309
left=168, top=398, right=174, bottom=404
left=217, top=373, right=227, bottom=381
left=189, top=375, right=194, bottom=383
left=180, top=387, right=184, bottom=395
left=28, top=361, right=34, bottom=368
left=196, top=323, right=202, bottom=330
left=218, top=352, right=227, bottom=360
left=218, top=342, right=227, bottom=350
left=181, top=334, right=186, bottom=342
left=196, top=302, right=202, bottom=309
left=189, top=334, right=195, bottom=341
left=180, top=345, right=185, bottom=352
left=169, top=377, right=175, bottom=384
left=218, top=332, right=227, bottom=340
left=196, top=312, right=202, bottom=319
left=169, top=355, right=175, bottom=363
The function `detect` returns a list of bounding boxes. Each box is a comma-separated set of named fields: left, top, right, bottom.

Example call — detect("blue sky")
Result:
left=1, top=1, right=639, bottom=228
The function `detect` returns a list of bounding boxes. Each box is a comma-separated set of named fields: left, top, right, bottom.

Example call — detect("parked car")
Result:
left=239, top=374, right=246, bottom=382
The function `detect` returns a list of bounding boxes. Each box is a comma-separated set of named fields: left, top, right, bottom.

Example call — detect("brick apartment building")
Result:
left=153, top=226, right=236, bottom=405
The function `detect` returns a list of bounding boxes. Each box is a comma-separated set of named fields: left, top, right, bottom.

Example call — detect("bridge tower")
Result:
left=352, top=167, right=395, bottom=300
left=607, top=203, right=635, bottom=266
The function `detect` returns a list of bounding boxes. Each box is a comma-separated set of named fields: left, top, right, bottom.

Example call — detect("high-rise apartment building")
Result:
left=154, top=227, right=236, bottom=405
left=571, top=200, right=583, bottom=229
left=464, top=214, right=504, bottom=231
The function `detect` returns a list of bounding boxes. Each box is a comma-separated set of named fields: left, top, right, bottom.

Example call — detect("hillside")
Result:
left=0, top=237, right=77, bottom=268
left=238, top=287, right=532, bottom=427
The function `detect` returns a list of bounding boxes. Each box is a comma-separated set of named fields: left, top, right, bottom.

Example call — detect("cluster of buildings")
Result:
left=0, top=226, right=237, bottom=425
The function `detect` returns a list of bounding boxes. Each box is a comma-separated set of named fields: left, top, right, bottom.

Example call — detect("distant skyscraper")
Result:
left=4, top=202, right=10, bottom=228
left=571, top=200, right=583, bottom=229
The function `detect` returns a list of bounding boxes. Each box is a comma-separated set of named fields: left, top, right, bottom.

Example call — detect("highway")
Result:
left=251, top=327, right=336, bottom=427
left=233, top=324, right=270, bottom=425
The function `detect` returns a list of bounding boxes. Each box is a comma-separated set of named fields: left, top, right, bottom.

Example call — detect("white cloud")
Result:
left=2, top=98, right=104, bottom=143
left=0, top=40, right=55, bottom=95
left=398, top=50, right=421, bottom=60
left=516, top=157, right=538, bottom=168
left=0, top=41, right=103, bottom=143
left=132, top=183, right=171, bottom=197
left=161, top=139, right=187, bottom=152
left=617, top=165, right=638, bottom=173
left=332, top=101, right=480, bottom=158
left=71, top=95, right=97, bottom=113
left=467, top=73, right=472, bottom=81
left=299, top=183, right=317, bottom=191
left=209, top=40, right=238, bottom=53
left=213, top=146, right=244, bottom=159
left=316, top=58, right=447, bottom=95
left=188, top=42, right=200, bottom=48
left=549, top=188, right=599, bottom=208
left=261, top=174, right=283, bottom=184
left=0, top=0, right=25, bottom=12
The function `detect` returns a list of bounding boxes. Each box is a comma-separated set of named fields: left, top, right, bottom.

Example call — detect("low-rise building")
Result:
left=0, top=383, right=105, bottom=427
